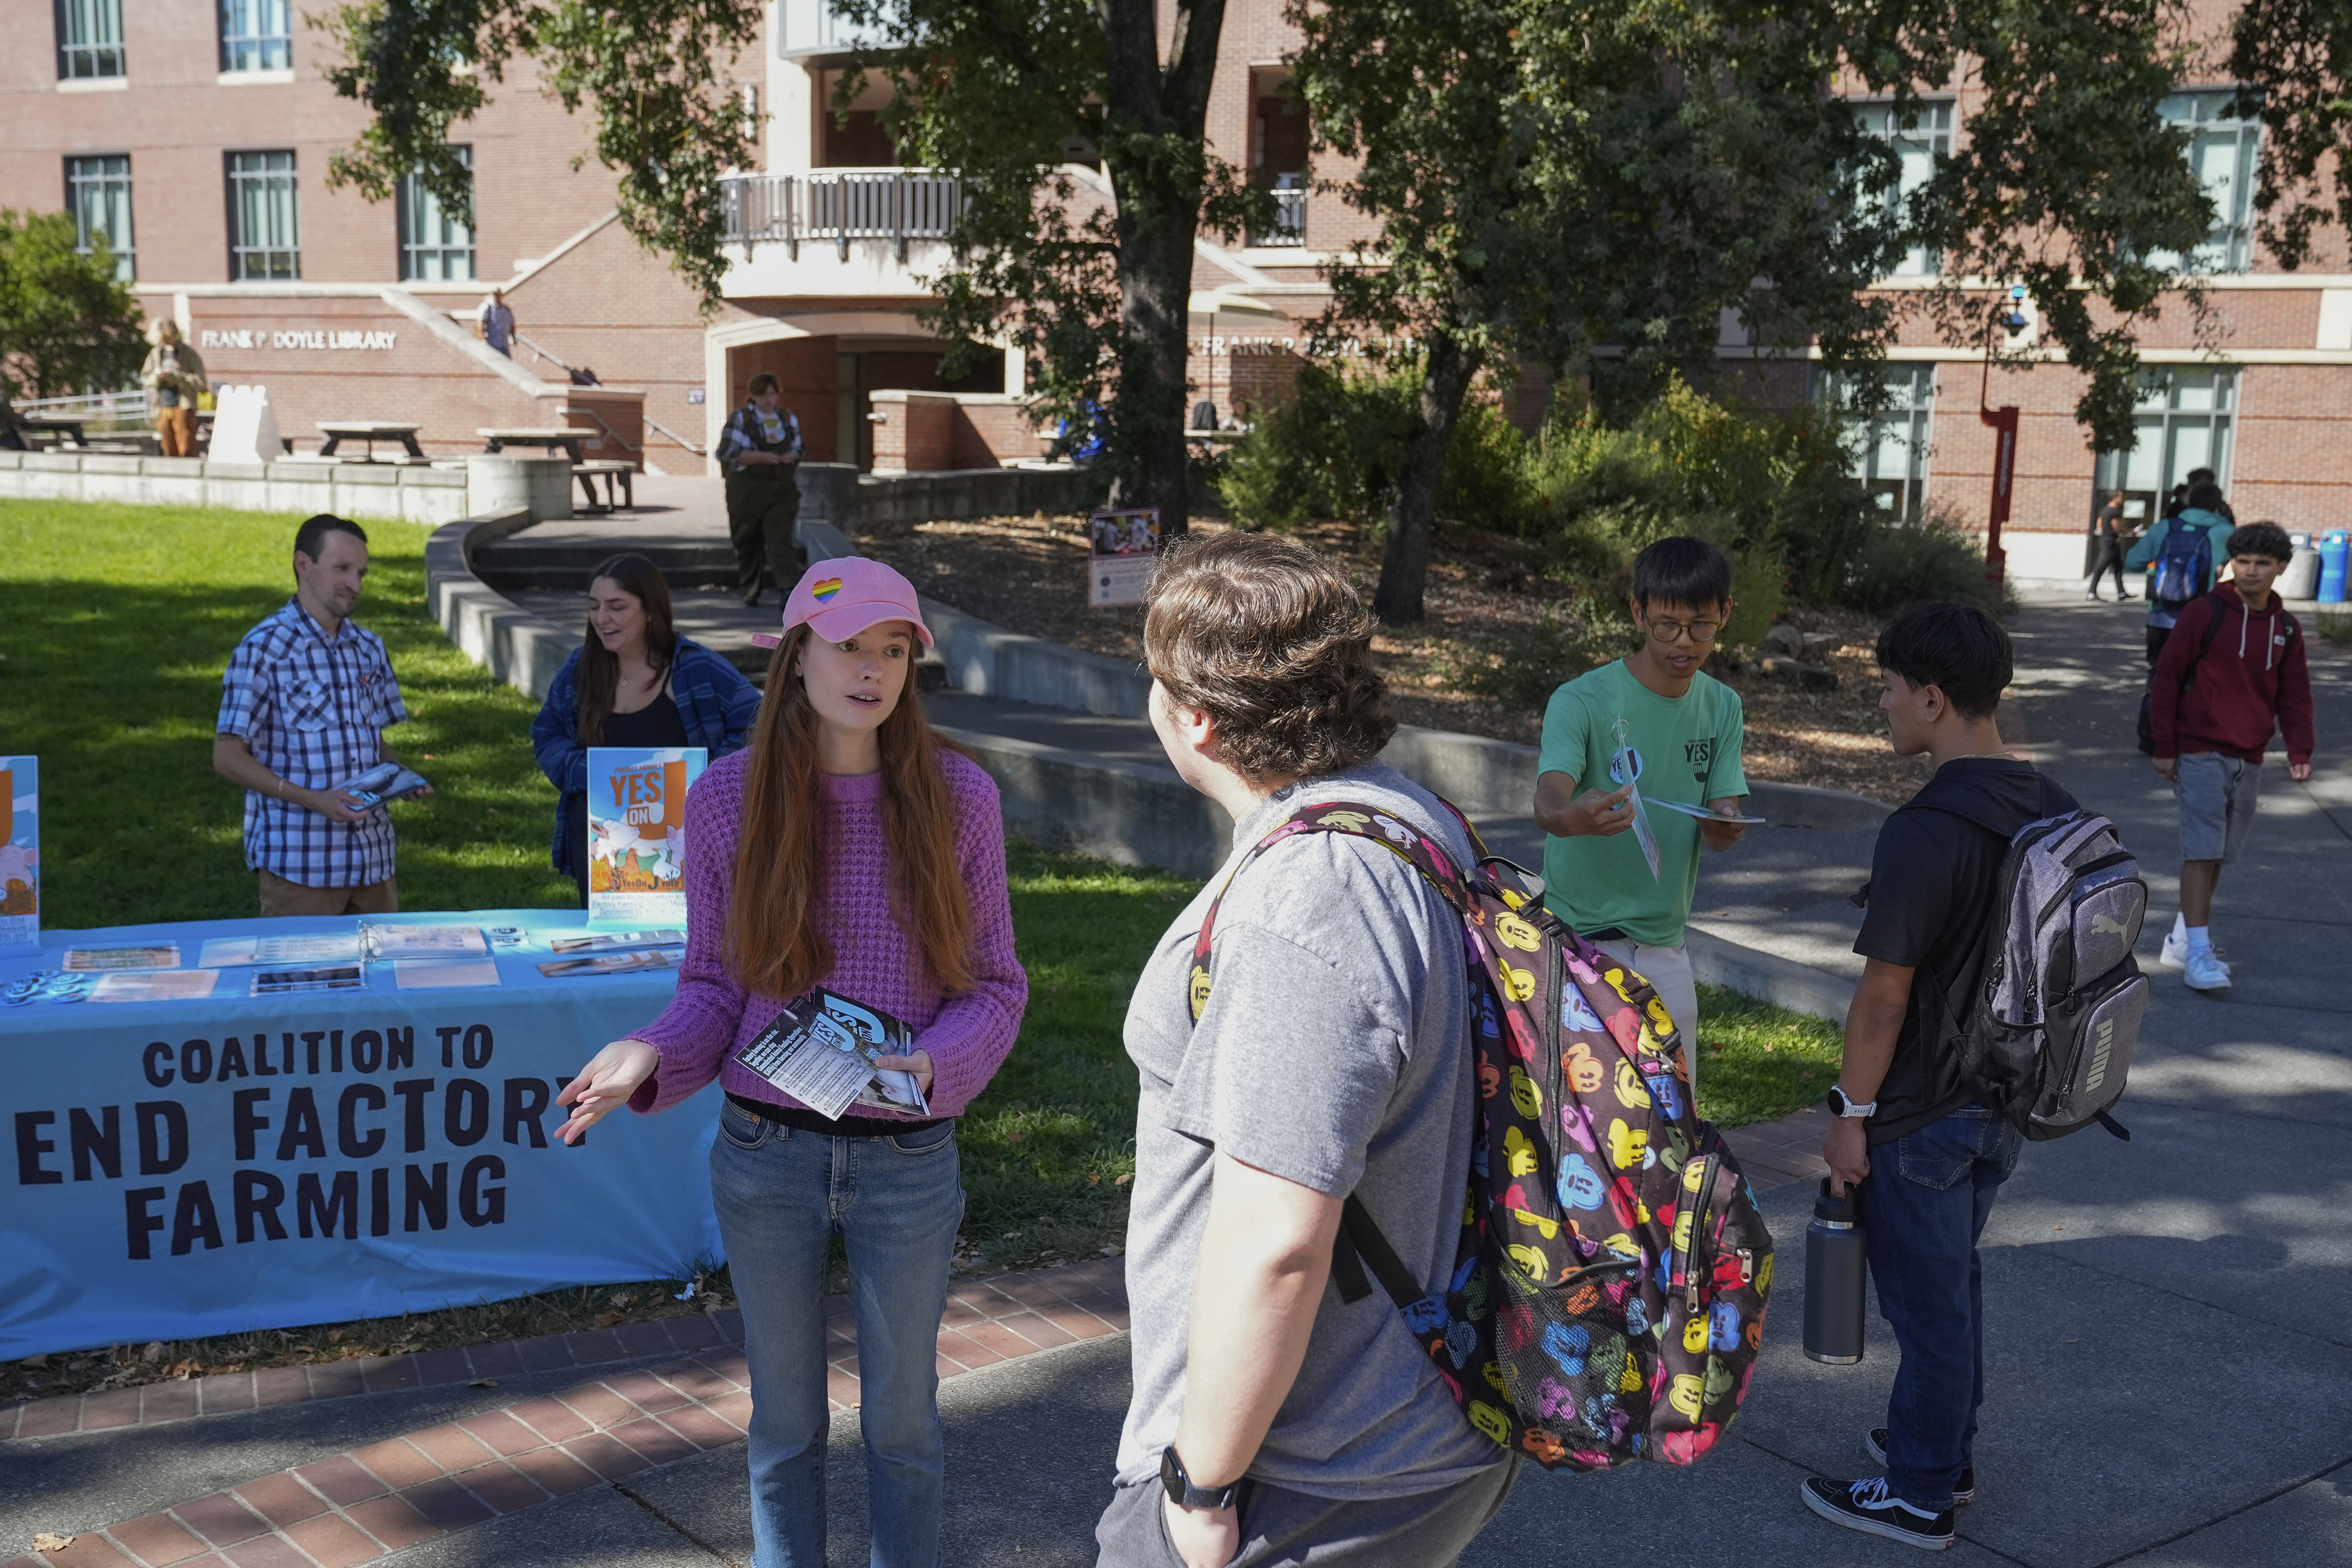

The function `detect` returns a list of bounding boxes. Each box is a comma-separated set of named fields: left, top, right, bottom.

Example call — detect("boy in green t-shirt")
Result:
left=1535, top=537, right=1750, bottom=1097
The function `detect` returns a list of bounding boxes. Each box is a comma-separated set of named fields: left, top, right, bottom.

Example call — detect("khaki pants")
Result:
left=258, top=869, right=399, bottom=919
left=154, top=407, right=197, bottom=457
left=1589, top=935, right=1700, bottom=1107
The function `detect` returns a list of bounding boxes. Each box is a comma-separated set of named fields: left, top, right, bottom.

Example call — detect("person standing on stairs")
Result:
left=720, top=372, right=806, bottom=607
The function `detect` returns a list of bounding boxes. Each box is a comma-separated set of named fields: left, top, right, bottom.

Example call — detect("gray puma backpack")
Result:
left=1950, top=810, right=2147, bottom=1141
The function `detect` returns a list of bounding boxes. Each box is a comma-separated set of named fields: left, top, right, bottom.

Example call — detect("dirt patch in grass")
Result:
left=854, top=512, right=1929, bottom=802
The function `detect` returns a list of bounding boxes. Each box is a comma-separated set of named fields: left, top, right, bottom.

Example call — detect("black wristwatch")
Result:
left=1160, top=1446, right=1240, bottom=1510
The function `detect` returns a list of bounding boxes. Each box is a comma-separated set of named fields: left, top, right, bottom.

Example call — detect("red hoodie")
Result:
left=2151, top=581, right=2315, bottom=766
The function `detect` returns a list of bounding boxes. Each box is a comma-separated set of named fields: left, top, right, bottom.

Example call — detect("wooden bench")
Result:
left=317, top=422, right=426, bottom=462
left=574, top=459, right=636, bottom=513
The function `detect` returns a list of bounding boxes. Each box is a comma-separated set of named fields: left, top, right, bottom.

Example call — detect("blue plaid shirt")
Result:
left=217, top=599, right=409, bottom=888
left=716, top=404, right=801, bottom=474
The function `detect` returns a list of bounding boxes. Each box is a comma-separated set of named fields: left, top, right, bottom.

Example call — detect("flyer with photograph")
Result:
left=733, top=990, right=929, bottom=1120
left=537, top=949, right=676, bottom=979
left=251, top=964, right=366, bottom=996
left=1087, top=508, right=1160, bottom=608
left=587, top=748, right=707, bottom=926
left=0, top=757, right=37, bottom=958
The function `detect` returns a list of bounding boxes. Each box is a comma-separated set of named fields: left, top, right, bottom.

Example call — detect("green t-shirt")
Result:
left=1538, top=660, right=1748, bottom=945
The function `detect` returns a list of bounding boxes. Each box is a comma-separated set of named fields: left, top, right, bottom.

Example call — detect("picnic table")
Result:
left=317, top=421, right=425, bottom=461
left=19, top=416, right=88, bottom=450
left=479, top=426, right=588, bottom=463
left=574, top=458, right=637, bottom=513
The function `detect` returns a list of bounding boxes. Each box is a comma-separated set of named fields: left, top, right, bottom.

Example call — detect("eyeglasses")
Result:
left=1643, top=615, right=1721, bottom=644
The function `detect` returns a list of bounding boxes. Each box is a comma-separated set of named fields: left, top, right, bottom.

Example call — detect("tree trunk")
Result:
left=1098, top=0, right=1227, bottom=538
left=1373, top=332, right=1482, bottom=626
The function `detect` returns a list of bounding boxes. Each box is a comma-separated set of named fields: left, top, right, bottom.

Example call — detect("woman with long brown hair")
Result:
left=551, top=557, right=1026, bottom=1568
left=529, top=552, right=760, bottom=904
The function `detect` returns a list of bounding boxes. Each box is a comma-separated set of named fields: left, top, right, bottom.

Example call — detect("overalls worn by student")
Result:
left=1805, top=601, right=2076, bottom=1553
left=719, top=372, right=805, bottom=607
left=555, top=557, right=1027, bottom=1568
left=1533, top=535, right=1751, bottom=1103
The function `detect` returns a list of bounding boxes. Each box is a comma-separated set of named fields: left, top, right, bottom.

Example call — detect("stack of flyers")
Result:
left=89, top=970, right=220, bottom=1003
left=548, top=930, right=684, bottom=956
left=62, top=945, right=180, bottom=973
left=537, top=949, right=676, bottom=979
left=200, top=932, right=365, bottom=968
left=252, top=964, right=366, bottom=995
left=733, top=990, right=929, bottom=1120
left=361, top=924, right=487, bottom=959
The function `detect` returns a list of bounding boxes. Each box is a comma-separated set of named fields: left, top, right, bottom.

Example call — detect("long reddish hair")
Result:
left=725, top=623, right=975, bottom=1000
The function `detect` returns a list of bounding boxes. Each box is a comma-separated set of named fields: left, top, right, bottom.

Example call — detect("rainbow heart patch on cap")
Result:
left=811, top=577, right=843, bottom=602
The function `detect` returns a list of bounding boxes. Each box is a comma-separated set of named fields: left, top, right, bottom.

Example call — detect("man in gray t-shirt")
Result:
left=1105, top=760, right=1509, bottom=1553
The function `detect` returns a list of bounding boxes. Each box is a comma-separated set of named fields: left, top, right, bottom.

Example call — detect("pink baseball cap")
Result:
left=752, top=557, right=934, bottom=649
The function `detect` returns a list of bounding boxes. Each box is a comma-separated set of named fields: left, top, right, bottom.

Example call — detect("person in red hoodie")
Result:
left=2149, top=521, right=2316, bottom=992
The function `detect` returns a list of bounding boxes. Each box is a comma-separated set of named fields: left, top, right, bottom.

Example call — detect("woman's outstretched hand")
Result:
left=555, top=1038, right=661, bottom=1144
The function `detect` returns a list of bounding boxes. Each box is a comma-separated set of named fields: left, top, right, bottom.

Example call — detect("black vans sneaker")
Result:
left=1867, top=1427, right=1977, bottom=1504
left=1801, top=1476, right=1955, bottom=1551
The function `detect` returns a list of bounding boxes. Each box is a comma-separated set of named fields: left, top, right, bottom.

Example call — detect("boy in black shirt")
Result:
left=1802, top=603, right=2077, bottom=1553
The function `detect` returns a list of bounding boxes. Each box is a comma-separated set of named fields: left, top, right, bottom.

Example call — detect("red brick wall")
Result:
left=869, top=390, right=953, bottom=471
left=724, top=336, right=837, bottom=469
left=952, top=399, right=1044, bottom=467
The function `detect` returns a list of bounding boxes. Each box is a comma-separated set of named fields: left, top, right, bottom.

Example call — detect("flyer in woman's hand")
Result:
left=734, top=990, right=930, bottom=1120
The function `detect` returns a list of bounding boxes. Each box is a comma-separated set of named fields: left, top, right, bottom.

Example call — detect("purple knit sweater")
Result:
left=626, top=746, right=1027, bottom=1120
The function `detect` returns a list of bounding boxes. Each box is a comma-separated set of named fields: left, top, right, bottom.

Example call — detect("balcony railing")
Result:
left=720, top=170, right=964, bottom=262
left=1249, top=182, right=1306, bottom=248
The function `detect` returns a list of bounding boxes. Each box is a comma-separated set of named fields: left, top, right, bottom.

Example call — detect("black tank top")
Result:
left=602, top=687, right=689, bottom=748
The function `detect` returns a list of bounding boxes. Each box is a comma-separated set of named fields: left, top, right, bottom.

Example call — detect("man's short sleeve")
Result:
left=217, top=635, right=267, bottom=740
left=1540, top=682, right=1592, bottom=787
left=1854, top=811, right=1958, bottom=967
left=1706, top=688, right=1748, bottom=800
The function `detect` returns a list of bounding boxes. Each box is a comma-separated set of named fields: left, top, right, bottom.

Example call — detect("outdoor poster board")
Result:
left=587, top=747, right=707, bottom=926
left=0, top=758, right=36, bottom=957
left=1088, top=507, right=1161, bottom=608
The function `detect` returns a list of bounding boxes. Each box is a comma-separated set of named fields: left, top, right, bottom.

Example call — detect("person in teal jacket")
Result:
left=2125, top=480, right=2234, bottom=664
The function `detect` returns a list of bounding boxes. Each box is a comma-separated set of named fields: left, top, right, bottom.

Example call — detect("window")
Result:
left=66, top=155, right=133, bottom=281
left=1829, top=364, right=1937, bottom=520
left=219, top=0, right=290, bottom=72
left=399, top=151, right=476, bottom=281
left=2093, top=367, right=2236, bottom=527
left=226, top=150, right=299, bottom=280
left=1852, top=100, right=1951, bottom=278
left=2152, top=91, right=2258, bottom=273
left=55, top=0, right=124, bottom=79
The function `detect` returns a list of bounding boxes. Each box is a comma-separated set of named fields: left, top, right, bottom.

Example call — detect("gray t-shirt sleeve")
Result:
left=1162, top=835, right=1439, bottom=1198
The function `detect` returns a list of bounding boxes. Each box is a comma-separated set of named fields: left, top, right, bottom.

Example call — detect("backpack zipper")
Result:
left=1682, top=1153, right=1717, bottom=1314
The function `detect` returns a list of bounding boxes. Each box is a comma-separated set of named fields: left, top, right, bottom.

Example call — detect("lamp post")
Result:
left=1977, top=285, right=2032, bottom=595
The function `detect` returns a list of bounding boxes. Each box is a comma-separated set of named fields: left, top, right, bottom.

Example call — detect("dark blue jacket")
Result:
left=530, top=639, right=761, bottom=875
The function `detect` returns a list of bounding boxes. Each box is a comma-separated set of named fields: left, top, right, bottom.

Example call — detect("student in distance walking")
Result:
left=1534, top=535, right=1751, bottom=1095
left=1805, top=602, right=2076, bottom=1552
left=2148, top=521, right=2315, bottom=992
left=552, top=557, right=1027, bottom=1568
left=2125, top=477, right=2233, bottom=664
left=1098, top=533, right=1514, bottom=1568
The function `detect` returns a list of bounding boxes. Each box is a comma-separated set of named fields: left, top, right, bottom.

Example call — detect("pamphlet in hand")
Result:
left=334, top=761, right=431, bottom=811
left=1610, top=716, right=1663, bottom=883
left=1647, top=799, right=1768, bottom=826
left=734, top=990, right=930, bottom=1121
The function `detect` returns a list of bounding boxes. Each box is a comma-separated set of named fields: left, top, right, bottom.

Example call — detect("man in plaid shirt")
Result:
left=212, top=515, right=431, bottom=917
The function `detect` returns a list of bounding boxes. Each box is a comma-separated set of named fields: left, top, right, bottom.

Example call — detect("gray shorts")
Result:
left=1094, top=1457, right=1518, bottom=1568
left=2174, top=752, right=2263, bottom=865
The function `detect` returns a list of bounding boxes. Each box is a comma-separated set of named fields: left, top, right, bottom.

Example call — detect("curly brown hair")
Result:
left=1144, top=532, right=1396, bottom=782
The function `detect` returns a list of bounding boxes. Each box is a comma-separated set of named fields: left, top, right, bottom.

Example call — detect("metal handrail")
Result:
left=644, top=415, right=706, bottom=456
left=720, top=169, right=965, bottom=261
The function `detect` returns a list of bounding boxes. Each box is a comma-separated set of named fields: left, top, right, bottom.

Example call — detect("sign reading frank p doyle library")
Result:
left=198, top=328, right=400, bottom=353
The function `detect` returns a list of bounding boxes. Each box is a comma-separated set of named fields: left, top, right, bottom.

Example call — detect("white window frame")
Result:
left=1825, top=364, right=1937, bottom=521
left=2151, top=90, right=2259, bottom=275
left=2092, top=366, right=2237, bottom=526
left=66, top=154, right=134, bottom=281
left=227, top=149, right=300, bottom=281
left=399, top=149, right=477, bottom=281
left=1852, top=99, right=1952, bottom=279
left=55, top=0, right=124, bottom=79
left=218, top=0, right=291, bottom=73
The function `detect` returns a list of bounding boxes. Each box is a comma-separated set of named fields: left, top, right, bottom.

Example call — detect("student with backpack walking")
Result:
left=1534, top=536, right=1751, bottom=1098
left=1807, top=603, right=2079, bottom=1552
left=550, top=558, right=1027, bottom=1568
left=1097, top=533, right=1515, bottom=1567
left=2149, top=522, right=2315, bottom=992
left=2124, top=479, right=2233, bottom=664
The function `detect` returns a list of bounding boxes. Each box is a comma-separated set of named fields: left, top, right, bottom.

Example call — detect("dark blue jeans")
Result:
left=1862, top=1105, right=2022, bottom=1513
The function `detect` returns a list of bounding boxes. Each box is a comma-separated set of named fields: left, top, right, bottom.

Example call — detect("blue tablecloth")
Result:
left=0, top=911, right=723, bottom=1359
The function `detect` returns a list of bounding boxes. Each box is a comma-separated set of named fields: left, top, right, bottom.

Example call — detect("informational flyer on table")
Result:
left=0, top=757, right=37, bottom=957
left=587, top=747, right=707, bottom=926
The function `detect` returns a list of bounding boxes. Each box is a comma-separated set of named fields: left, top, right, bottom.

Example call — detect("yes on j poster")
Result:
left=0, top=757, right=36, bottom=957
left=587, top=747, right=707, bottom=926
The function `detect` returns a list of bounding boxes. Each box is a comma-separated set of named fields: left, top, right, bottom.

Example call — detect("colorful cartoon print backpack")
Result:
left=1189, top=795, right=1775, bottom=1472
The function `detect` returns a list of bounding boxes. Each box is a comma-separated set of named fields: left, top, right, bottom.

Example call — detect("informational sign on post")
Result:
left=0, top=757, right=37, bottom=958
left=1088, top=508, right=1161, bottom=608
left=586, top=748, right=708, bottom=926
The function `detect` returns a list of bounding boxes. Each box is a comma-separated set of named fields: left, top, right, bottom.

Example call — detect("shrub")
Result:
left=1840, top=501, right=2002, bottom=614
left=1451, top=592, right=1639, bottom=711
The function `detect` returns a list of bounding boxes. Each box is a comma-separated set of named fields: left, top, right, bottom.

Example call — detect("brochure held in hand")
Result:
left=734, top=991, right=930, bottom=1121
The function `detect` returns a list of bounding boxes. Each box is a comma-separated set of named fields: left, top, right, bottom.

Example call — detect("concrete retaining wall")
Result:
left=1686, top=929, right=1857, bottom=1024
left=425, top=507, right=575, bottom=700
left=0, top=449, right=471, bottom=524
left=937, top=727, right=1237, bottom=881
left=794, top=462, right=1086, bottom=534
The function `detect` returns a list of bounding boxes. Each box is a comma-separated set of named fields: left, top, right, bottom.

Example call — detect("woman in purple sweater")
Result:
left=554, top=557, right=1027, bottom=1568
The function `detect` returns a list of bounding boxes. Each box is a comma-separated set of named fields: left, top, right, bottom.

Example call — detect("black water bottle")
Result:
left=1804, top=1178, right=1867, bottom=1365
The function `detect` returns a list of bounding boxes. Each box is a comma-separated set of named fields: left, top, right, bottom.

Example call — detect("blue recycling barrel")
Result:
left=2320, top=532, right=2350, bottom=604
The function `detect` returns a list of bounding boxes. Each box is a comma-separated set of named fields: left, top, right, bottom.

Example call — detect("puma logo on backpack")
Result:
left=1949, top=810, right=2148, bottom=1140
left=1190, top=796, right=1775, bottom=1472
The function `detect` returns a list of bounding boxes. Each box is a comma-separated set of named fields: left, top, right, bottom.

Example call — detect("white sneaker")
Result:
left=2159, top=926, right=2187, bottom=969
left=2184, top=949, right=2232, bottom=991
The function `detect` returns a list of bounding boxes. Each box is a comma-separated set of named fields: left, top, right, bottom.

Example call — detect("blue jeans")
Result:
left=1861, top=1105, right=2022, bottom=1513
left=711, top=1100, right=965, bottom=1568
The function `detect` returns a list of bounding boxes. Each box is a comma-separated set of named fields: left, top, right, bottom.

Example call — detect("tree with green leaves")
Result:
left=0, top=210, right=145, bottom=401
left=2230, top=0, right=2352, bottom=268
left=1292, top=0, right=2217, bottom=624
